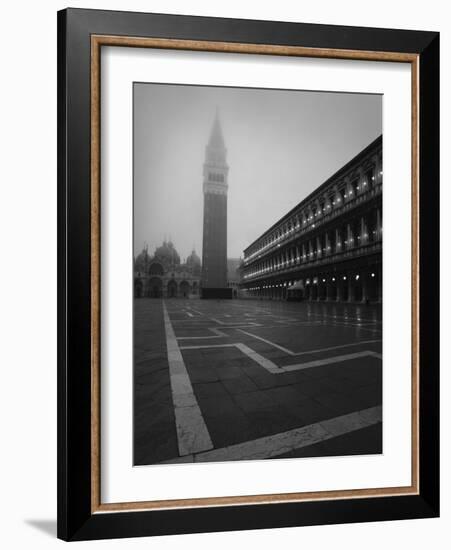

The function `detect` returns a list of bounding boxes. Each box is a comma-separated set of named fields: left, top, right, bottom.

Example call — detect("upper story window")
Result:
left=349, top=179, right=358, bottom=198
left=365, top=167, right=375, bottom=187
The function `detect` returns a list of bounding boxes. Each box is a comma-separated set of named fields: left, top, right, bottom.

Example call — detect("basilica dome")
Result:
left=134, top=246, right=150, bottom=274
left=153, top=240, right=180, bottom=268
left=186, top=248, right=201, bottom=276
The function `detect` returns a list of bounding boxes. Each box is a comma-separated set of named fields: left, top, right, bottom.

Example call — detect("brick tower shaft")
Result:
left=201, top=110, right=230, bottom=297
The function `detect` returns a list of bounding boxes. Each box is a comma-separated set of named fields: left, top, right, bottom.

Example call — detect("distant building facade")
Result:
left=241, top=136, right=382, bottom=303
left=134, top=241, right=201, bottom=298
left=227, top=258, right=243, bottom=298
left=201, top=111, right=231, bottom=298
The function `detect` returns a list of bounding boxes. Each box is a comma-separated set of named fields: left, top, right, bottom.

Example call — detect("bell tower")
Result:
left=201, top=110, right=231, bottom=298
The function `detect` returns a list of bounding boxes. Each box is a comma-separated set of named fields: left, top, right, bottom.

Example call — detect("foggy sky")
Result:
left=134, top=84, right=381, bottom=261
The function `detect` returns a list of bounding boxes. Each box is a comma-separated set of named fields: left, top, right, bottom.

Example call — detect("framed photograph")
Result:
left=57, top=8, right=439, bottom=541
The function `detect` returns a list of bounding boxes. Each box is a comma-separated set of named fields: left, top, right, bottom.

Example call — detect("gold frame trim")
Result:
left=90, top=35, right=420, bottom=514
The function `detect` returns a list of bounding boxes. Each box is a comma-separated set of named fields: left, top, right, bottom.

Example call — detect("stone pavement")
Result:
left=134, top=298, right=382, bottom=465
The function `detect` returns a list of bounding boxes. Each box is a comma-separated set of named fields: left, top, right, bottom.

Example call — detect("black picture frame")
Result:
left=57, top=7, right=439, bottom=541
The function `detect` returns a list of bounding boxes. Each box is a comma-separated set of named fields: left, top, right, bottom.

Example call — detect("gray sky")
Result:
left=134, top=84, right=381, bottom=261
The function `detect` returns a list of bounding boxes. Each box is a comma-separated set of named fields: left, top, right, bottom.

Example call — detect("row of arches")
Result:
left=208, top=172, right=225, bottom=183
left=134, top=278, right=198, bottom=298
left=245, top=151, right=382, bottom=262
left=244, top=209, right=382, bottom=280
left=244, top=268, right=382, bottom=303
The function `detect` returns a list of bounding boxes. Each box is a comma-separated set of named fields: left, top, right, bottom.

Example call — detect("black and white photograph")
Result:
left=133, top=83, right=383, bottom=466
left=1, top=0, right=445, bottom=545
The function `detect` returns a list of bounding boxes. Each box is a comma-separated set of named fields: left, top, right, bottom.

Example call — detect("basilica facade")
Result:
left=241, top=136, right=382, bottom=303
left=134, top=241, right=201, bottom=298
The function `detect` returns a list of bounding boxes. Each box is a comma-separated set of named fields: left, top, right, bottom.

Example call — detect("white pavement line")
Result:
left=176, top=335, right=224, bottom=341
left=237, top=329, right=293, bottom=354
left=160, top=455, right=195, bottom=464
left=238, top=329, right=381, bottom=356
left=187, top=307, right=203, bottom=315
left=281, top=350, right=381, bottom=372
left=193, top=406, right=382, bottom=462
left=176, top=325, right=268, bottom=341
left=210, top=317, right=261, bottom=327
left=176, top=327, right=229, bottom=340
left=186, top=312, right=194, bottom=317
left=234, top=345, right=380, bottom=374
left=235, top=343, right=282, bottom=374
left=210, top=327, right=229, bottom=337
left=209, top=317, right=227, bottom=325
left=244, top=321, right=324, bottom=330
left=311, top=312, right=381, bottom=323
left=162, top=301, right=213, bottom=456
left=178, top=341, right=382, bottom=374
left=179, top=343, right=238, bottom=350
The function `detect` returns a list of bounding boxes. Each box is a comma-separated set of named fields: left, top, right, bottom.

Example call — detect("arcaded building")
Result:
left=134, top=241, right=201, bottom=298
left=241, top=136, right=382, bottom=303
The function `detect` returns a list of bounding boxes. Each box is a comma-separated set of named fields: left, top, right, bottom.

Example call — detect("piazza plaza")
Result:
left=133, top=115, right=383, bottom=465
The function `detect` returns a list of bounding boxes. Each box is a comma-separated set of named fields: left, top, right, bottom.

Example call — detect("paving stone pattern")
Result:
left=134, top=298, right=382, bottom=465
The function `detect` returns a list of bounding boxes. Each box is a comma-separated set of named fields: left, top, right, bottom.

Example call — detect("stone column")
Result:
left=335, top=229, right=341, bottom=253
left=347, top=224, right=353, bottom=249
left=361, top=273, right=369, bottom=303
left=325, top=232, right=331, bottom=255
left=378, top=267, right=383, bottom=302
left=326, top=280, right=334, bottom=301
left=361, top=217, right=367, bottom=245
left=316, top=236, right=322, bottom=259
left=357, top=168, right=364, bottom=195
left=309, top=240, right=314, bottom=261
left=337, top=278, right=345, bottom=301
left=376, top=155, right=383, bottom=184
left=317, top=281, right=322, bottom=301
left=376, top=209, right=382, bottom=241
left=348, top=277, right=355, bottom=302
